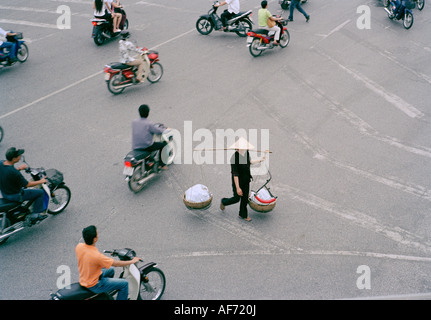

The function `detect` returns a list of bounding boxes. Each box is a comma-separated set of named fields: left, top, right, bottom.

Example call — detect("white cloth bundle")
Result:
left=184, top=184, right=212, bottom=203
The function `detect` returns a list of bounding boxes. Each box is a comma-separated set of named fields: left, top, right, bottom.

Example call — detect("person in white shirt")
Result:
left=0, top=27, right=17, bottom=60
left=119, top=31, right=145, bottom=83
left=215, top=0, right=240, bottom=31
left=93, top=0, right=121, bottom=33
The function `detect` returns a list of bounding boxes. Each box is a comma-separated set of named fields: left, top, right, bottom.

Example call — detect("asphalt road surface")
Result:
left=1, top=0, right=431, bottom=301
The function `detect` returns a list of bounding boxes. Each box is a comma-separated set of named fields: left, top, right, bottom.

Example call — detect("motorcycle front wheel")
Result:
left=235, top=20, right=252, bottom=37
left=279, top=30, right=290, bottom=48
left=138, top=267, right=166, bottom=300
left=196, top=17, right=213, bottom=35
left=107, top=74, right=125, bottom=95
left=48, top=185, right=71, bottom=214
left=417, top=0, right=425, bottom=10
left=147, top=62, right=163, bottom=83
left=16, top=43, right=29, bottom=62
left=403, top=11, right=414, bottom=29
left=249, top=38, right=264, bottom=57
left=128, top=165, right=147, bottom=193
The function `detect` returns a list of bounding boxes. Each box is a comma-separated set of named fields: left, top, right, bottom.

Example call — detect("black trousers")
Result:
left=141, top=141, right=167, bottom=166
left=221, top=10, right=236, bottom=27
left=221, top=176, right=250, bottom=219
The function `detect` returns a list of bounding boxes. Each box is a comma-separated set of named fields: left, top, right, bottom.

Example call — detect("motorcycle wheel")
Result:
left=164, top=138, right=177, bottom=165
left=383, top=0, right=390, bottom=7
left=0, top=217, right=11, bottom=245
left=280, top=0, right=289, bottom=10
left=128, top=165, right=147, bottom=193
left=403, top=11, right=414, bottom=29
left=417, top=0, right=425, bottom=10
left=0, top=126, right=3, bottom=143
left=235, top=20, right=252, bottom=37
left=387, top=5, right=395, bottom=19
left=249, top=38, right=264, bottom=57
left=16, top=43, right=29, bottom=63
left=107, top=74, right=125, bottom=95
left=93, top=29, right=105, bottom=46
left=279, top=30, right=290, bottom=48
left=196, top=17, right=213, bottom=35
left=147, top=62, right=163, bottom=83
left=48, top=185, right=71, bottom=214
left=138, top=267, right=166, bottom=300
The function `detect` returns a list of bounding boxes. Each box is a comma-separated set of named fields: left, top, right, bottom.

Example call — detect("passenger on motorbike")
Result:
left=258, top=1, right=282, bottom=45
left=75, top=225, right=141, bottom=300
left=119, top=31, right=144, bottom=83
left=215, top=0, right=240, bottom=31
left=0, top=148, right=47, bottom=224
left=0, top=27, right=17, bottom=61
left=132, top=104, right=169, bottom=170
left=93, top=0, right=121, bottom=33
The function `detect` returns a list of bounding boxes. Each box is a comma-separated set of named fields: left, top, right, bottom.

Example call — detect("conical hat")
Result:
left=228, top=137, right=255, bottom=150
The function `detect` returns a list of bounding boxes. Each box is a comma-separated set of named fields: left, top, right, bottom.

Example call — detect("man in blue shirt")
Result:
left=0, top=148, right=48, bottom=224
left=132, top=104, right=168, bottom=170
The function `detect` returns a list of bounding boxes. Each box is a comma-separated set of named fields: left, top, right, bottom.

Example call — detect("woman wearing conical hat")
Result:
left=220, top=137, right=265, bottom=222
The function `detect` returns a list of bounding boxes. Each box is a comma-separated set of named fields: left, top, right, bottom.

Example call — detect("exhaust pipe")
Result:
left=0, top=226, right=24, bottom=241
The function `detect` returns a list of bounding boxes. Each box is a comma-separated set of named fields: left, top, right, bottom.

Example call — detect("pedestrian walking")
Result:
left=220, top=138, right=265, bottom=222
left=288, top=0, right=310, bottom=22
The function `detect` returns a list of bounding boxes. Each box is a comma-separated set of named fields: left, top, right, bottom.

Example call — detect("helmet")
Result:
left=120, top=30, right=130, bottom=39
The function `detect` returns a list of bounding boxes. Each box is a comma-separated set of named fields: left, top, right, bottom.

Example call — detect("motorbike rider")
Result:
left=132, top=104, right=169, bottom=170
left=215, top=0, right=240, bottom=31
left=393, top=0, right=405, bottom=19
left=0, top=27, right=17, bottom=61
left=93, top=0, right=121, bottom=33
left=258, top=1, right=282, bottom=45
left=0, top=147, right=48, bottom=224
left=119, top=30, right=145, bottom=83
left=75, top=225, right=141, bottom=300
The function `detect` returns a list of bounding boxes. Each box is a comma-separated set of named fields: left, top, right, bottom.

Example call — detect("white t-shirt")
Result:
left=94, top=1, right=107, bottom=16
left=226, top=0, right=240, bottom=14
left=0, top=27, right=8, bottom=46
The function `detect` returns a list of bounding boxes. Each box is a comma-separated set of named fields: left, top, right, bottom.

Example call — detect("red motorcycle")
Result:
left=246, top=17, right=290, bottom=57
left=104, top=48, right=163, bottom=95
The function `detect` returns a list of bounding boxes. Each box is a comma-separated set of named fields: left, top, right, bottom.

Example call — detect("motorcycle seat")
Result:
left=109, top=63, right=131, bottom=70
left=231, top=10, right=252, bottom=19
left=0, top=198, right=21, bottom=212
left=125, top=149, right=152, bottom=161
left=252, top=29, right=269, bottom=35
left=55, top=283, right=98, bottom=300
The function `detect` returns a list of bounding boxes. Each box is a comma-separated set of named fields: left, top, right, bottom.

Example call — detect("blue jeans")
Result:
left=289, top=0, right=309, bottom=20
left=0, top=42, right=16, bottom=59
left=3, top=188, right=45, bottom=218
left=88, top=268, right=129, bottom=300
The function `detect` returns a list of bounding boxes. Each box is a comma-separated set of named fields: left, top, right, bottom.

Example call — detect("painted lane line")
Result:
left=0, top=18, right=59, bottom=29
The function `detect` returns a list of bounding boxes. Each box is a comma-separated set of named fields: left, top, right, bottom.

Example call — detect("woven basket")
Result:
left=183, top=194, right=213, bottom=210
left=248, top=199, right=276, bottom=212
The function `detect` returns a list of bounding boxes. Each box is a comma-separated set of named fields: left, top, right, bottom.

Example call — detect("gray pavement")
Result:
left=0, top=0, right=431, bottom=300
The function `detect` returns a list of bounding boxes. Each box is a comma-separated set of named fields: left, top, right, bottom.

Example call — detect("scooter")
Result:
left=91, top=4, right=129, bottom=45
left=196, top=1, right=253, bottom=37
left=0, top=157, right=71, bottom=245
left=279, top=0, right=308, bottom=10
left=247, top=16, right=290, bottom=57
left=385, top=0, right=415, bottom=29
left=104, top=48, right=163, bottom=95
left=0, top=32, right=28, bottom=68
left=124, top=125, right=177, bottom=193
left=50, top=248, right=166, bottom=300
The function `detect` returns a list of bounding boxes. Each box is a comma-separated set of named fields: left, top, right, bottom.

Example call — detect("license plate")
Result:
left=123, top=166, right=134, bottom=176
left=247, top=36, right=253, bottom=44
left=105, top=73, right=111, bottom=81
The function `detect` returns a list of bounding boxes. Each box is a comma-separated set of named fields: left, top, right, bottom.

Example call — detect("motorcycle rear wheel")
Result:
left=279, top=30, right=290, bottom=48
left=93, top=29, right=105, bottom=46
left=196, top=17, right=213, bottom=35
left=138, top=267, right=166, bottom=300
left=107, top=74, right=125, bottom=95
left=403, top=12, right=413, bottom=29
left=147, top=62, right=163, bottom=83
left=48, top=185, right=71, bottom=214
left=128, top=165, right=147, bottom=193
left=249, top=38, right=264, bottom=57
left=417, top=0, right=425, bottom=10
left=16, top=43, right=29, bottom=62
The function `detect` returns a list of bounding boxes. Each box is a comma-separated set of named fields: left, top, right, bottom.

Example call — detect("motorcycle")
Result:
left=124, top=125, right=177, bottom=193
left=247, top=16, right=290, bottom=57
left=91, top=4, right=129, bottom=46
left=104, top=48, right=163, bottom=95
left=279, top=0, right=308, bottom=10
left=385, top=0, right=415, bottom=29
left=196, top=1, right=253, bottom=37
left=0, top=32, right=29, bottom=68
left=0, top=157, right=71, bottom=245
left=50, top=248, right=166, bottom=300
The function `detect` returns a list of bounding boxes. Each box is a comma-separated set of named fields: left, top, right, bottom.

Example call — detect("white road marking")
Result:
left=0, top=18, right=58, bottom=29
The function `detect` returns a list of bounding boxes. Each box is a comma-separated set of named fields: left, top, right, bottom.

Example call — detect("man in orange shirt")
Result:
left=75, top=225, right=141, bottom=300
